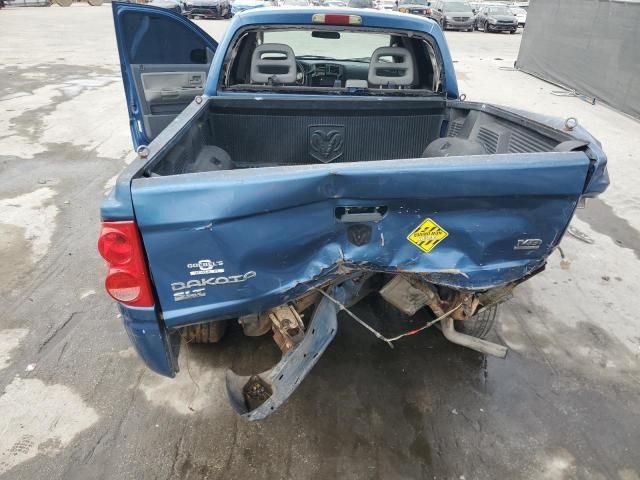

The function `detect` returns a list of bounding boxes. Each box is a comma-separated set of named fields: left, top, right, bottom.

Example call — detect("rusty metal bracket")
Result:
left=270, top=305, right=305, bottom=353
left=225, top=286, right=344, bottom=421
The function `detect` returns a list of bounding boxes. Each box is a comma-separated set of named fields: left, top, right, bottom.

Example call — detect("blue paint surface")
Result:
left=120, top=304, right=178, bottom=377
left=132, top=152, right=589, bottom=327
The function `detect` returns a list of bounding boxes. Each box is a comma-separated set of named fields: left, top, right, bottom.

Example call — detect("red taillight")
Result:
left=426, top=7, right=432, bottom=14
left=98, top=227, right=133, bottom=265
left=312, top=13, right=363, bottom=25
left=98, top=221, right=154, bottom=307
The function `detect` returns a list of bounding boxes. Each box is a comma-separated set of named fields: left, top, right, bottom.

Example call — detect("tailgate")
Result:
left=131, top=152, right=590, bottom=327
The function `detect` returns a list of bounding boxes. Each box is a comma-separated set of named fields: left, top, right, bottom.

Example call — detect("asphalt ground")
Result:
left=1, top=5, right=639, bottom=480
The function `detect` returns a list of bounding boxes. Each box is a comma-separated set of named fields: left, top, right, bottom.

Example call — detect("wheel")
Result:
left=181, top=320, right=227, bottom=344
left=484, top=22, right=490, bottom=33
left=509, top=29, right=516, bottom=34
left=455, top=304, right=498, bottom=339
left=442, top=21, right=447, bottom=30
left=55, top=0, right=72, bottom=6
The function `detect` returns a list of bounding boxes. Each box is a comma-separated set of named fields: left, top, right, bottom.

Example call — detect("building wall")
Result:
left=516, top=0, right=640, bottom=119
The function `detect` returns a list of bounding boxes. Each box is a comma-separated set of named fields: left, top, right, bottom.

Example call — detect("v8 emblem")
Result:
left=514, top=238, right=543, bottom=250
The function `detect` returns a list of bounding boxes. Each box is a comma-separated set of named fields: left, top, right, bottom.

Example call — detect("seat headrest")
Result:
left=368, top=47, right=415, bottom=88
left=250, top=43, right=297, bottom=85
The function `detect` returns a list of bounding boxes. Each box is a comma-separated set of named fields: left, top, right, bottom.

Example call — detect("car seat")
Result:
left=250, top=43, right=297, bottom=85
left=367, top=46, right=415, bottom=88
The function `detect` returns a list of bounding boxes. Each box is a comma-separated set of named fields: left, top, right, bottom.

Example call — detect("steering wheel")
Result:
left=295, top=61, right=314, bottom=86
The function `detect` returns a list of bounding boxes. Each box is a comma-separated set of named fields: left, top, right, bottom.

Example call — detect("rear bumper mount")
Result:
left=225, top=286, right=345, bottom=421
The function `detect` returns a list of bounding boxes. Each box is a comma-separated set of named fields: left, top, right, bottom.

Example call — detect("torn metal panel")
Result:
left=226, top=286, right=344, bottom=421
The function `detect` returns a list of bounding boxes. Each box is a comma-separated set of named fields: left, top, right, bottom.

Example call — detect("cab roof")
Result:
left=231, top=6, right=440, bottom=32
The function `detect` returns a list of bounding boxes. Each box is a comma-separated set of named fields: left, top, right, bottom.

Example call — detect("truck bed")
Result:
left=145, top=97, right=569, bottom=176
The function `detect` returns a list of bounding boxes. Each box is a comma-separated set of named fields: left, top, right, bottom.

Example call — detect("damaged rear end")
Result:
left=102, top=4, right=609, bottom=420
left=112, top=129, right=602, bottom=419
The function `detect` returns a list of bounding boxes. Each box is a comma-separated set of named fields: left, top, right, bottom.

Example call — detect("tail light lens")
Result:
left=312, top=13, right=363, bottom=25
left=98, top=221, right=154, bottom=307
left=426, top=7, right=432, bottom=14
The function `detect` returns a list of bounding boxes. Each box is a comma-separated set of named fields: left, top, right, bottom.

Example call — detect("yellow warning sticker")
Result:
left=407, top=218, right=449, bottom=253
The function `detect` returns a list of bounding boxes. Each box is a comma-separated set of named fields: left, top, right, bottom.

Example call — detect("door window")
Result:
left=121, top=12, right=209, bottom=64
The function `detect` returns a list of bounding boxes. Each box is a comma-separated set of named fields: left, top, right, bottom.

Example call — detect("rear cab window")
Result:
left=220, top=24, right=444, bottom=96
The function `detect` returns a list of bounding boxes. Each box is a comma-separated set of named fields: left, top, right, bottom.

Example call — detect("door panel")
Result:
left=112, top=2, right=218, bottom=146
left=132, top=64, right=209, bottom=140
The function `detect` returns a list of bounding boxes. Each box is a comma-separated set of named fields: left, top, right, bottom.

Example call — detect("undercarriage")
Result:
left=221, top=272, right=515, bottom=420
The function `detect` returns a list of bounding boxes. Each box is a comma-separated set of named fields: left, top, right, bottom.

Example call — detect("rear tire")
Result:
left=454, top=304, right=498, bottom=339
left=181, top=320, right=227, bottom=344
left=509, top=29, right=516, bottom=34
left=484, top=22, right=490, bottom=33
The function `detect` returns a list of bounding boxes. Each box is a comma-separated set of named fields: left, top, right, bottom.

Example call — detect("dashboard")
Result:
left=297, top=60, right=369, bottom=88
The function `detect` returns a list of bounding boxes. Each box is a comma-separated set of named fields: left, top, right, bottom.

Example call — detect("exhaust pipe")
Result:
left=440, top=317, right=508, bottom=358
left=380, top=275, right=508, bottom=359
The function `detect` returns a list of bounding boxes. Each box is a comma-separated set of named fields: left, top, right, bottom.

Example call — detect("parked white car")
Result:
left=376, top=0, right=396, bottom=10
left=509, top=6, right=526, bottom=26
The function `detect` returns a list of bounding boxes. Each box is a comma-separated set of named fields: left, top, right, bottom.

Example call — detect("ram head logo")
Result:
left=309, top=125, right=345, bottom=163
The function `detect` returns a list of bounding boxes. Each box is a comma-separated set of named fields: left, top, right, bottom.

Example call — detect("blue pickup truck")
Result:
left=100, top=3, right=608, bottom=420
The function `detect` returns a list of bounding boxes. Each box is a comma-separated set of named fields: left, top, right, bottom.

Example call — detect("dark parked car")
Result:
left=475, top=5, right=518, bottom=33
left=429, top=0, right=475, bottom=31
left=397, top=0, right=431, bottom=17
left=185, top=0, right=231, bottom=19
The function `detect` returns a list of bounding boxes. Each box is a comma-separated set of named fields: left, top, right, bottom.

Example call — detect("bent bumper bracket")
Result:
left=225, top=286, right=344, bottom=421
